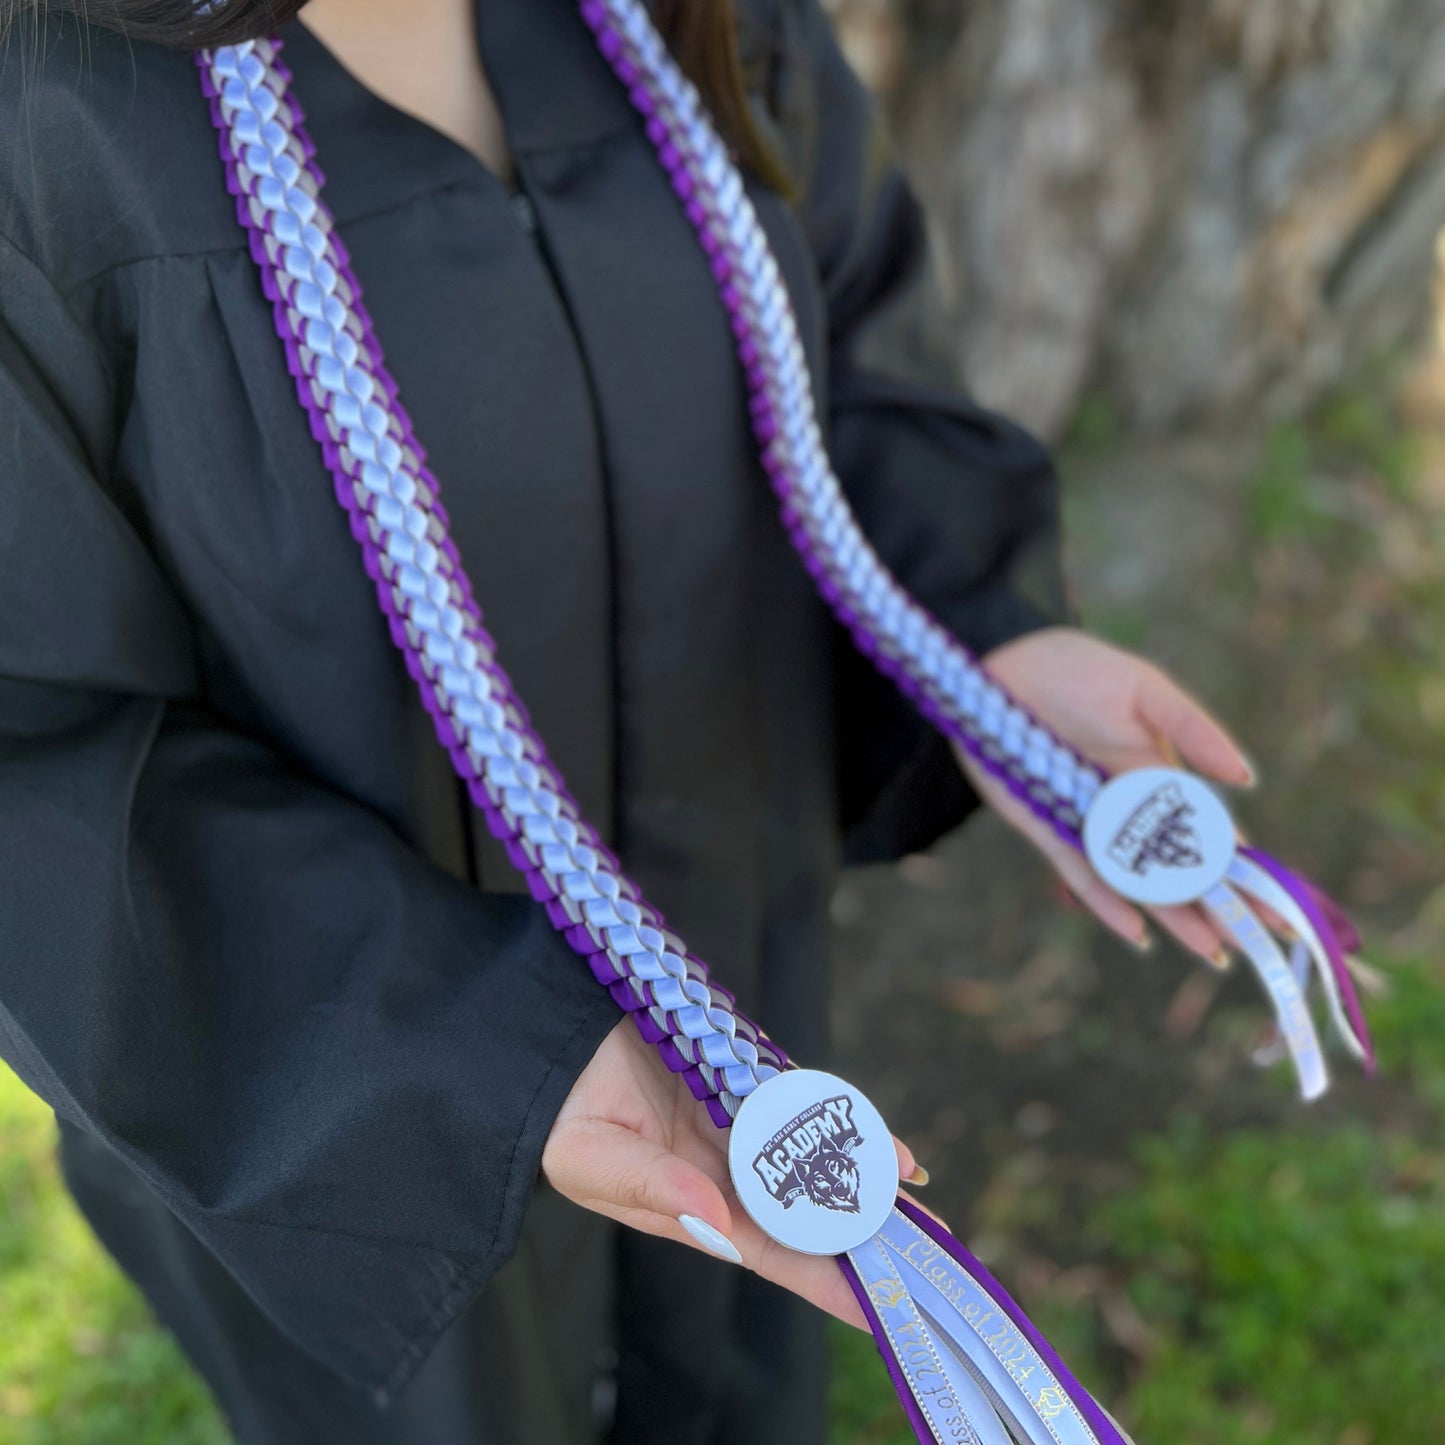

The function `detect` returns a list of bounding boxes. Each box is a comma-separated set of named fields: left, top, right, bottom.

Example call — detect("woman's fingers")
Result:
left=1134, top=666, right=1254, bottom=788
left=543, top=1023, right=878, bottom=1333
left=744, top=1228, right=868, bottom=1329
left=957, top=729, right=1249, bottom=966
left=1148, top=901, right=1231, bottom=965
left=545, top=1116, right=733, bottom=1239
left=1006, top=770, right=1234, bottom=963
left=555, top=1125, right=870, bottom=1329
left=892, top=1135, right=917, bottom=1184
left=991, top=780, right=1149, bottom=947
left=548, top=1074, right=954, bottom=1334
left=1054, top=852, right=1150, bottom=949
left=650, top=1210, right=871, bottom=1329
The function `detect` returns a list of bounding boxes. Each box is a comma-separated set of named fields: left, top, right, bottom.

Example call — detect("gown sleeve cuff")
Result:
left=371, top=986, right=620, bottom=1403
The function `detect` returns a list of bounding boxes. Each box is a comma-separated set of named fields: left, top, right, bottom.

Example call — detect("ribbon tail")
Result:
left=840, top=1200, right=1131, bottom=1445
left=1227, top=853, right=1365, bottom=1064
left=841, top=1239, right=1016, bottom=1445
left=913, top=1296, right=1046, bottom=1445
left=1202, top=880, right=1330, bottom=1099
left=1233, top=847, right=1375, bottom=1073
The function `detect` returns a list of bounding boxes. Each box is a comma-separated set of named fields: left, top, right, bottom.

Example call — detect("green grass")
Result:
left=1248, top=424, right=1322, bottom=541
left=0, top=1065, right=228, bottom=1444
left=1316, top=390, right=1423, bottom=497
left=1246, top=376, right=1433, bottom=544
left=1063, top=390, right=1127, bottom=460
left=1093, top=1119, right=1445, bottom=1444
left=830, top=1320, right=919, bottom=1444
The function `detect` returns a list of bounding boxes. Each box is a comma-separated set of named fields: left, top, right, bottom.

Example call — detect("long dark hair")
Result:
left=5, top=0, right=789, bottom=188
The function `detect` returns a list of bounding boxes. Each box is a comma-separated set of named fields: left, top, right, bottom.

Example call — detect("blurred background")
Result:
left=4, top=0, right=1444, bottom=1440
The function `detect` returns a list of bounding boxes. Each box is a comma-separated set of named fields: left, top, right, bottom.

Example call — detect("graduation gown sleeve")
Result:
left=753, top=0, right=1072, bottom=861
left=0, top=233, right=619, bottom=1397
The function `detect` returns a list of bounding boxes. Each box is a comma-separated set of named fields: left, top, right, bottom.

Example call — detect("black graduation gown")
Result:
left=0, top=0, right=1066, bottom=1439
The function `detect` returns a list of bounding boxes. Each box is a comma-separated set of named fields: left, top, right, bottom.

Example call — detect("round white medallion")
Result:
left=1082, top=766, right=1236, bottom=907
left=727, top=1069, right=898, bottom=1256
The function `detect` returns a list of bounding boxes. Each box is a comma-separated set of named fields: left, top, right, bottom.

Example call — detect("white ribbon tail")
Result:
left=1202, top=881, right=1329, bottom=1100
left=847, top=1232, right=1016, bottom=1444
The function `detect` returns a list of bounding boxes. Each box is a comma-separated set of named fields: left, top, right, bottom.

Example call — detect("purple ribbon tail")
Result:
left=1238, top=846, right=1375, bottom=1074
left=836, top=1252, right=937, bottom=1445
left=1307, top=877, right=1363, bottom=955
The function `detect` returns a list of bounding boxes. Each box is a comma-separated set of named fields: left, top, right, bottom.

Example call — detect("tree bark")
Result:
left=827, top=0, right=1445, bottom=438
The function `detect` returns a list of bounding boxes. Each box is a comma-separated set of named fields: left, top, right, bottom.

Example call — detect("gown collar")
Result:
left=276, top=0, right=638, bottom=224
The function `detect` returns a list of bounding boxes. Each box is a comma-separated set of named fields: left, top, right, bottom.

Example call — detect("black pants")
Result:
left=58, top=1118, right=827, bottom=1444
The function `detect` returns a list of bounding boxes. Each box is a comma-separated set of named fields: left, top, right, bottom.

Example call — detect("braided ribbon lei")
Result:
left=197, top=7, right=1369, bottom=1440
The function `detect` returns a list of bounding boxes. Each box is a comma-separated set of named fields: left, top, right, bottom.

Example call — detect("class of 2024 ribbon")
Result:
left=196, top=5, right=1371, bottom=1439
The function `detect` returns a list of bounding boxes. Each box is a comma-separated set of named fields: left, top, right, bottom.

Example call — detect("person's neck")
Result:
left=299, top=0, right=514, bottom=182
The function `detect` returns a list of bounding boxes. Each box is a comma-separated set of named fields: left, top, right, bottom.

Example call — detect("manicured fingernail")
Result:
left=1129, top=929, right=1156, bottom=955
left=1209, top=946, right=1232, bottom=972
left=907, top=1165, right=931, bottom=1187
left=1153, top=733, right=1183, bottom=769
left=678, top=1215, right=743, bottom=1264
left=1239, top=759, right=1259, bottom=789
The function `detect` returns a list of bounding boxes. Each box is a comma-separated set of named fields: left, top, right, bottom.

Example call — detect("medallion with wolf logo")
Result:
left=750, top=1095, right=864, bottom=1214
left=729, top=1068, right=898, bottom=1254
left=1107, top=782, right=1203, bottom=878
left=1082, top=767, right=1236, bottom=908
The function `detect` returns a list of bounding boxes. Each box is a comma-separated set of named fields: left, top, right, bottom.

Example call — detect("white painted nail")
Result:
left=678, top=1214, right=743, bottom=1265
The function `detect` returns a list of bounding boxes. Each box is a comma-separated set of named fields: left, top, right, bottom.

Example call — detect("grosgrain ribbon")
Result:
left=196, top=16, right=1364, bottom=1440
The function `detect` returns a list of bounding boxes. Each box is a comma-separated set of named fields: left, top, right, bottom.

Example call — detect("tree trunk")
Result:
left=826, top=0, right=1445, bottom=439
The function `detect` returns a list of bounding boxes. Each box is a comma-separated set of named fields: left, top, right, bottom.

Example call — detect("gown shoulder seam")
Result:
left=60, top=174, right=492, bottom=298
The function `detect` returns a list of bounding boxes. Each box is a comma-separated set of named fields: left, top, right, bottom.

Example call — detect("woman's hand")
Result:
left=542, top=1020, right=917, bottom=1329
left=955, top=627, right=1255, bottom=963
